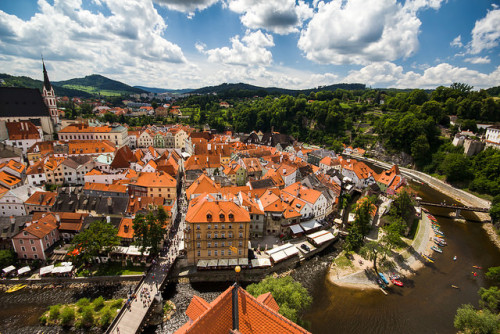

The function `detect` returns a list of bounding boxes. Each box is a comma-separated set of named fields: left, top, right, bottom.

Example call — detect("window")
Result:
left=228, top=241, right=232, bottom=246
left=32, top=246, right=36, bottom=251
left=19, top=239, right=24, bottom=244
left=23, top=254, right=27, bottom=259
left=208, top=250, right=211, bottom=256
left=239, top=224, right=243, bottom=229
left=239, top=232, right=243, bottom=238
left=229, top=232, right=233, bottom=238
left=197, top=242, right=201, bottom=248
left=214, top=242, right=218, bottom=248
left=207, top=242, right=211, bottom=248
left=197, top=250, right=201, bottom=257
left=196, top=225, right=200, bottom=230
left=228, top=224, right=232, bottom=229
left=214, top=250, right=218, bottom=256
left=214, top=224, right=218, bottom=229
left=21, top=246, right=26, bottom=251
left=207, top=233, right=211, bottom=239
left=30, top=239, right=34, bottom=244
left=33, top=254, right=38, bottom=259
left=214, top=233, right=218, bottom=239
left=221, top=224, right=225, bottom=229
left=207, top=224, right=211, bottom=230
left=228, top=250, right=232, bottom=255
left=239, top=241, right=243, bottom=247
left=196, top=233, right=201, bottom=239
left=238, top=249, right=242, bottom=255
left=221, top=232, right=225, bottom=238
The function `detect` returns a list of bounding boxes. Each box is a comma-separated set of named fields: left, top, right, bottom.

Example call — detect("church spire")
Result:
left=42, top=58, right=52, bottom=91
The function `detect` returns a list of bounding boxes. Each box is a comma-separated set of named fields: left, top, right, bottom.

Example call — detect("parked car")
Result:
left=301, top=244, right=310, bottom=252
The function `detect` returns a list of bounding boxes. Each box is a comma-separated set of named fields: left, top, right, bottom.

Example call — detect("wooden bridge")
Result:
left=419, top=201, right=490, bottom=213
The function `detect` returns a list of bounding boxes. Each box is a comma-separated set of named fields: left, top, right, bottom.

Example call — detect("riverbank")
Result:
left=357, top=156, right=500, bottom=251
left=328, top=213, right=433, bottom=289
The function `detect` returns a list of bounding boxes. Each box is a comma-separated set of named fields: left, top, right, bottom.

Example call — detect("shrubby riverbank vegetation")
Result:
left=39, top=296, right=123, bottom=330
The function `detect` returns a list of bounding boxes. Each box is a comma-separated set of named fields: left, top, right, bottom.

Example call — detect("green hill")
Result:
left=0, top=73, right=92, bottom=98
left=54, top=74, right=147, bottom=96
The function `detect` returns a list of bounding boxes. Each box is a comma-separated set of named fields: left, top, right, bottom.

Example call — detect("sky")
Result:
left=0, top=0, right=499, bottom=90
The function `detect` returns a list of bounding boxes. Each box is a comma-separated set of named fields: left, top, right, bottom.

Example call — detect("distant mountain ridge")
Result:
left=54, top=74, right=147, bottom=95
left=133, top=86, right=194, bottom=94
left=0, top=73, right=93, bottom=98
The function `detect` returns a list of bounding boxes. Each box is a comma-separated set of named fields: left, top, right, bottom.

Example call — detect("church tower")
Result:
left=42, top=59, right=59, bottom=125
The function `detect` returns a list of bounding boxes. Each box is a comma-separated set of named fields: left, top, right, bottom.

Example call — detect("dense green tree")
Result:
left=70, top=220, right=119, bottom=264
left=486, top=266, right=500, bottom=282
left=438, top=153, right=472, bottom=183
left=360, top=241, right=390, bottom=273
left=246, top=275, right=312, bottom=323
left=411, top=135, right=431, bottom=167
left=0, top=249, right=15, bottom=268
left=388, top=189, right=415, bottom=224
left=133, top=207, right=168, bottom=256
left=408, top=89, right=428, bottom=106
left=479, top=287, right=500, bottom=313
left=454, top=304, right=500, bottom=334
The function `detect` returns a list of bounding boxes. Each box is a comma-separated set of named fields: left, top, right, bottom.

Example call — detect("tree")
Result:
left=411, top=135, right=430, bottom=167
left=388, top=189, right=415, bottom=224
left=60, top=307, right=75, bottom=327
left=0, top=249, right=15, bottom=268
left=454, top=304, right=500, bottom=334
left=486, top=266, right=500, bottom=282
left=81, top=307, right=94, bottom=328
left=246, top=275, right=312, bottom=324
left=479, top=287, right=500, bottom=313
left=360, top=241, right=390, bottom=273
left=489, top=196, right=500, bottom=224
left=133, top=207, right=168, bottom=256
left=438, top=153, right=472, bottom=183
left=70, top=220, right=119, bottom=264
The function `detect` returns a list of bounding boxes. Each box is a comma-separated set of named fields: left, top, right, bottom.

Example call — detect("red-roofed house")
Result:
left=12, top=214, right=60, bottom=260
left=175, top=284, right=310, bottom=334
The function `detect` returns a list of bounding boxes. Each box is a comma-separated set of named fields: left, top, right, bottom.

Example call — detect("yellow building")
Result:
left=185, top=194, right=250, bottom=266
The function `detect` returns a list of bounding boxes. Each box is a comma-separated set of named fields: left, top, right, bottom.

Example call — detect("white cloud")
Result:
left=153, top=0, right=219, bottom=17
left=225, top=0, right=313, bottom=35
left=197, top=30, right=274, bottom=66
left=0, top=0, right=186, bottom=72
left=450, top=35, right=463, bottom=48
left=464, top=56, right=491, bottom=64
left=470, top=8, right=500, bottom=54
left=344, top=62, right=406, bottom=85
left=298, top=0, right=443, bottom=65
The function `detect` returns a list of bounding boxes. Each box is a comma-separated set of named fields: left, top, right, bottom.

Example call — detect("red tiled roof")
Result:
left=6, top=121, right=40, bottom=140
left=176, top=285, right=310, bottom=334
left=117, top=218, right=134, bottom=239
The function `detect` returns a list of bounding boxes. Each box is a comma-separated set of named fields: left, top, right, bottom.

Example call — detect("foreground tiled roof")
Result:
left=175, top=285, right=310, bottom=334
left=185, top=194, right=250, bottom=223
left=6, top=121, right=40, bottom=140
left=25, top=191, right=57, bottom=206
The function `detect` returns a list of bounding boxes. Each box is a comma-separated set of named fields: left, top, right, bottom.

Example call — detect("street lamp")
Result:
left=235, top=265, right=241, bottom=285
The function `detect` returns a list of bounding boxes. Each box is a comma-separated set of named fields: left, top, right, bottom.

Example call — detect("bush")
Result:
left=100, top=309, right=112, bottom=328
left=60, top=307, right=75, bottom=327
left=93, top=296, right=105, bottom=311
left=39, top=315, right=47, bottom=325
left=81, top=308, right=94, bottom=328
left=49, top=304, right=61, bottom=321
left=76, top=298, right=90, bottom=312
left=110, top=299, right=123, bottom=309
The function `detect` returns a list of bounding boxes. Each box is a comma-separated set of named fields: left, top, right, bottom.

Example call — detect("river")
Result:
left=1, top=183, right=499, bottom=334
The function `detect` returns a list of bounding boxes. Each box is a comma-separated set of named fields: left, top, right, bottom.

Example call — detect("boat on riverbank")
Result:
left=6, top=284, right=26, bottom=293
left=391, top=279, right=403, bottom=287
left=378, top=273, right=389, bottom=285
left=431, top=246, right=443, bottom=253
left=422, top=254, right=435, bottom=263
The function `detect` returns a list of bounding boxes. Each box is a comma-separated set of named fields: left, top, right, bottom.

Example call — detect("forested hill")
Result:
left=189, top=82, right=366, bottom=97
left=53, top=74, right=147, bottom=95
left=134, top=86, right=193, bottom=94
left=0, top=73, right=92, bottom=98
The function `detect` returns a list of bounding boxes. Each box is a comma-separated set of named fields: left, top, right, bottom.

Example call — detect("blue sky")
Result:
left=0, top=0, right=499, bottom=89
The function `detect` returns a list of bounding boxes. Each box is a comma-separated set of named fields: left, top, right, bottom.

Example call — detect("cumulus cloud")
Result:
left=450, top=35, right=463, bottom=48
left=225, top=0, right=313, bottom=35
left=298, top=0, right=443, bottom=65
left=464, top=56, right=491, bottom=64
left=342, top=62, right=500, bottom=89
left=470, top=7, right=500, bottom=54
left=197, top=30, right=274, bottom=66
left=153, top=0, right=219, bottom=17
left=0, top=0, right=186, bottom=75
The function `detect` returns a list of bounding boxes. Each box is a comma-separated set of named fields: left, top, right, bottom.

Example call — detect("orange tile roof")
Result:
left=117, top=218, right=134, bottom=239
left=67, top=140, right=116, bottom=155
left=186, top=174, right=221, bottom=199
left=25, top=191, right=57, bottom=206
left=0, top=160, right=26, bottom=174
left=127, top=196, right=165, bottom=214
left=259, top=190, right=283, bottom=212
left=185, top=295, right=210, bottom=320
left=185, top=195, right=250, bottom=224
left=283, top=182, right=322, bottom=204
left=6, top=121, right=40, bottom=140
left=176, top=285, right=310, bottom=334
left=0, top=171, right=21, bottom=187
left=319, top=156, right=340, bottom=167
left=83, top=182, right=127, bottom=193
left=27, top=160, right=46, bottom=175
left=59, top=123, right=114, bottom=133
left=376, top=165, right=401, bottom=185
left=17, top=215, right=58, bottom=239
left=134, top=172, right=177, bottom=188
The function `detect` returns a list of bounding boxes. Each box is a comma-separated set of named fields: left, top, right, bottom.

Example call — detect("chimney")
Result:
left=232, top=285, right=239, bottom=331
left=55, top=214, right=61, bottom=223
left=124, top=225, right=129, bottom=233
left=10, top=216, right=15, bottom=225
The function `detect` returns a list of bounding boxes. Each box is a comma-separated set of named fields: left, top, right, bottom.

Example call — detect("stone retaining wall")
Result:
left=1, top=275, right=142, bottom=286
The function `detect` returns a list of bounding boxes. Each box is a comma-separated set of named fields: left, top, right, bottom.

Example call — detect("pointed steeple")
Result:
left=42, top=58, right=52, bottom=91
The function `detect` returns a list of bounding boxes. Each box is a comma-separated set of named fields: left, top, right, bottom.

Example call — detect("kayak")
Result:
left=451, top=285, right=459, bottom=289
left=6, top=284, right=27, bottom=293
left=378, top=273, right=389, bottom=285
left=391, top=279, right=403, bottom=287
left=422, top=254, right=434, bottom=263
left=431, top=246, right=443, bottom=253
left=472, top=266, right=483, bottom=269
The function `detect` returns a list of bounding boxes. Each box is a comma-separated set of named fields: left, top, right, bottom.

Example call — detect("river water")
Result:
left=1, top=183, right=499, bottom=334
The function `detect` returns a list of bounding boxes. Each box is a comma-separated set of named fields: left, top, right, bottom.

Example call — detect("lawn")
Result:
left=333, top=252, right=354, bottom=269
left=94, top=263, right=146, bottom=276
